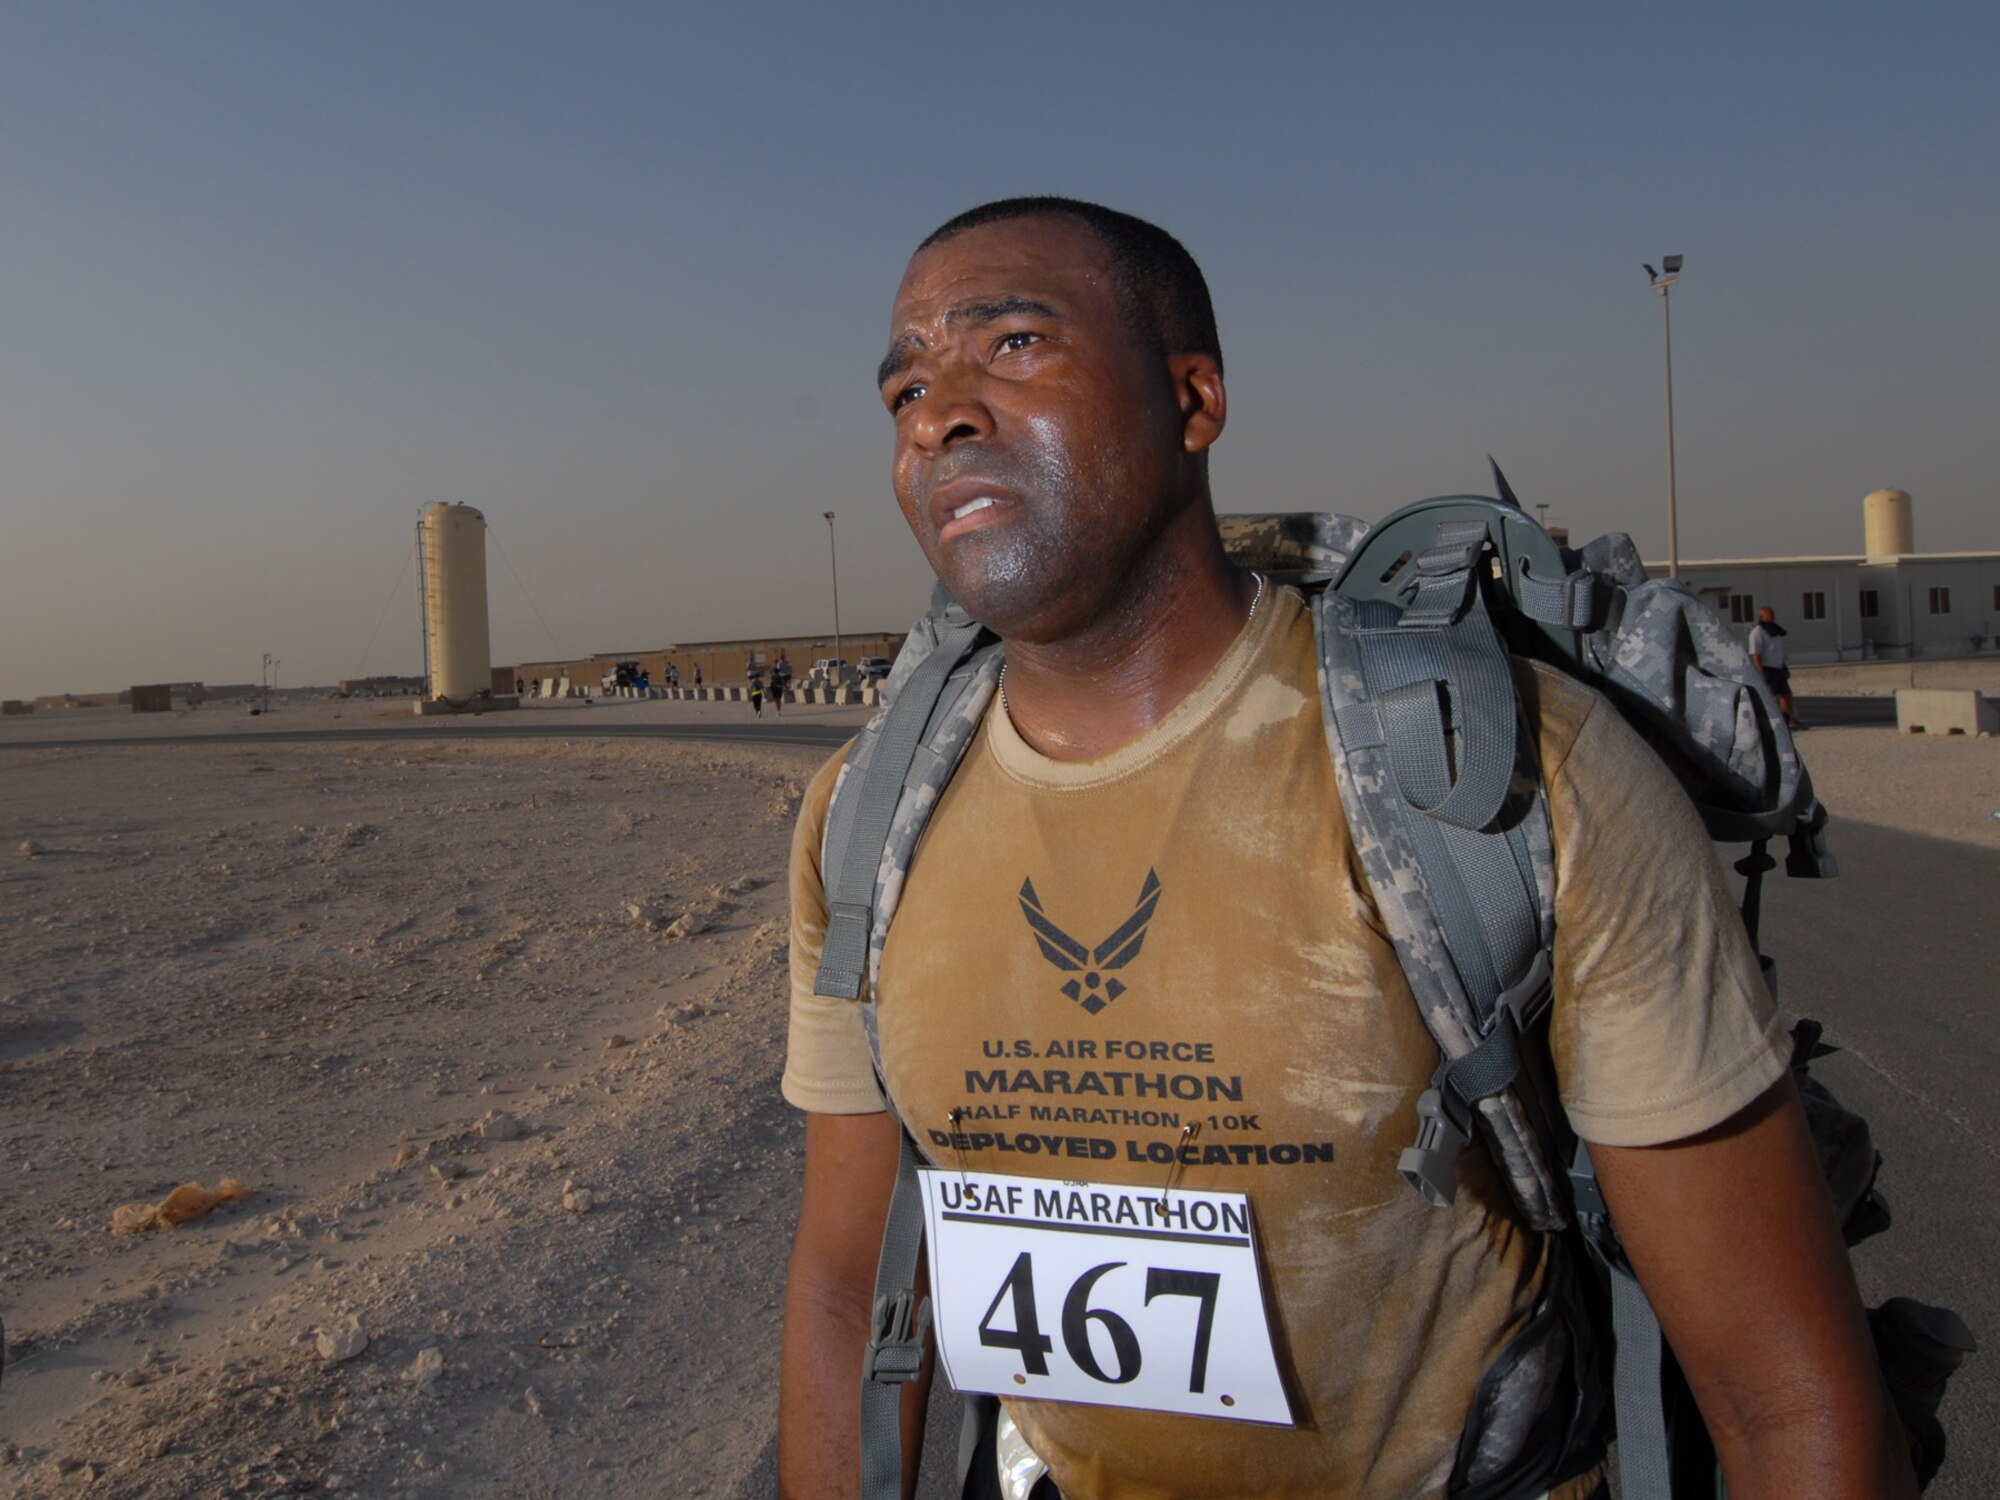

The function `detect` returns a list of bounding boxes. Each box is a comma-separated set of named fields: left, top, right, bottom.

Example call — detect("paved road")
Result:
left=1759, top=817, right=1996, bottom=1499
left=0, top=720, right=857, bottom=753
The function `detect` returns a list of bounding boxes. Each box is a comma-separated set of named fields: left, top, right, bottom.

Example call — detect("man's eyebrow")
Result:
left=876, top=335, right=920, bottom=391
left=875, top=297, right=1066, bottom=389
left=951, top=295, right=1064, bottom=328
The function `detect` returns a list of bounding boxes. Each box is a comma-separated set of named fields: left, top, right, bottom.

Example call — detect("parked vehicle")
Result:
left=856, top=656, right=892, bottom=681
left=809, top=658, right=852, bottom=689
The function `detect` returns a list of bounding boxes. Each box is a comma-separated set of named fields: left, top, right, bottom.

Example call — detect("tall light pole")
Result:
left=823, top=510, right=843, bottom=675
left=1643, top=255, right=1684, bottom=578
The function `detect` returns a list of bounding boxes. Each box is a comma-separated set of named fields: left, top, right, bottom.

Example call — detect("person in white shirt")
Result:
left=1748, top=606, right=1797, bottom=729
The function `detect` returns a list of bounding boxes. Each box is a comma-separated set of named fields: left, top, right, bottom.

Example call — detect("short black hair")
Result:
left=919, top=197, right=1222, bottom=374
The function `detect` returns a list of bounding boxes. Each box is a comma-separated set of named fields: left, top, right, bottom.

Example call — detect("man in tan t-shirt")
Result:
left=777, top=198, right=1912, bottom=1500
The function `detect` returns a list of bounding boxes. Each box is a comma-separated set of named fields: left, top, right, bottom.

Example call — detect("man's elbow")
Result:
left=1700, top=1369, right=1913, bottom=1498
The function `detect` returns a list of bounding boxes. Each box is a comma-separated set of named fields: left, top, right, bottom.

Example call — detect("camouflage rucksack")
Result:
left=816, top=477, right=1970, bottom=1499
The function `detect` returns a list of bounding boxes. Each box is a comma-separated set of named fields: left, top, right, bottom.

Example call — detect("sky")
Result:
left=3, top=2, right=1996, bottom=700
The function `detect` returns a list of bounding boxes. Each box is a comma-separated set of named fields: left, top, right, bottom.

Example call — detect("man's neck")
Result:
left=997, top=513, right=1257, bottom=762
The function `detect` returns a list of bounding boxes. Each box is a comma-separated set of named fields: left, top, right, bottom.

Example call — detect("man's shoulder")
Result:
left=1508, top=656, right=1605, bottom=775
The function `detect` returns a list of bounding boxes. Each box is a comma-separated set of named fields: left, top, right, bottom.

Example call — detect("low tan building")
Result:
left=509, top=630, right=906, bottom=694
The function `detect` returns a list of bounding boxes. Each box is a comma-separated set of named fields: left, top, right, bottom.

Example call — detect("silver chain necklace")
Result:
left=997, top=572, right=1265, bottom=716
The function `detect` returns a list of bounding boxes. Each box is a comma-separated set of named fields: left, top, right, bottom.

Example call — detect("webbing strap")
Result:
left=1377, top=681, right=1454, bottom=808
left=860, top=1128, right=931, bottom=1500
left=1438, top=818, right=1542, bottom=1007
left=815, top=620, right=983, bottom=999
left=1399, top=797, right=1506, bottom=1007
left=1516, top=559, right=1599, bottom=630
left=1398, top=521, right=1489, bottom=627
left=1356, top=588, right=1519, bottom=833
left=1610, top=1263, right=1674, bottom=1500
left=1440, top=1007, right=1523, bottom=1122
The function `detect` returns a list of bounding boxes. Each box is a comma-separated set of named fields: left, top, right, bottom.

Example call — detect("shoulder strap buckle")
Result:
left=1399, top=1088, right=1473, bottom=1208
left=863, top=1287, right=932, bottom=1386
left=1399, top=519, right=1490, bottom=628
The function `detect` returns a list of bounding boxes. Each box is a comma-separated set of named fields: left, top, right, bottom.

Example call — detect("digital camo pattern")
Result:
left=877, top=592, right=973, bottom=708
left=1218, top=512, right=1369, bottom=582
left=1581, top=575, right=1804, bottom=827
left=1312, top=590, right=1568, bottom=1231
left=1458, top=1314, right=1568, bottom=1487
left=866, top=650, right=1002, bottom=991
left=1578, top=530, right=1647, bottom=593
left=850, top=648, right=1003, bottom=1073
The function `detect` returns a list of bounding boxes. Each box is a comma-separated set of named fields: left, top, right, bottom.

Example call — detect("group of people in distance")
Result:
left=748, top=650, right=793, bottom=716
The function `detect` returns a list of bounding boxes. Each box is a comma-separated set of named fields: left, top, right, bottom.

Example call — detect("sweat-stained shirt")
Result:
left=783, top=587, right=1789, bottom=1500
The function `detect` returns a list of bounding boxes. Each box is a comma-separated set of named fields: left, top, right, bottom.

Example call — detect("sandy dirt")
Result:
left=1, top=701, right=1993, bottom=1496
left=2, top=725, right=833, bottom=1496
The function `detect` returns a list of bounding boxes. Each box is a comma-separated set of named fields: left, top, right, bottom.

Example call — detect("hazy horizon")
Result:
left=5, top=3, right=1996, bottom=702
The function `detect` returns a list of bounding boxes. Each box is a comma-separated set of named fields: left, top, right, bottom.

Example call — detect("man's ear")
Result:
left=1169, top=353, right=1226, bottom=456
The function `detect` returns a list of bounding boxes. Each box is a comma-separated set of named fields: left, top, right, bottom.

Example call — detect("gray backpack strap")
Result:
left=1609, top=1264, right=1674, bottom=1500
left=1567, top=1142, right=1676, bottom=1500
left=820, top=609, right=1002, bottom=1500
left=814, top=614, right=991, bottom=1000
left=860, top=1126, right=933, bottom=1500
left=1314, top=521, right=1569, bottom=1231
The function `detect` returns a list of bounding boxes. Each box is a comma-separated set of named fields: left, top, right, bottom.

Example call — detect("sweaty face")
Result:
left=879, top=217, right=1190, bottom=642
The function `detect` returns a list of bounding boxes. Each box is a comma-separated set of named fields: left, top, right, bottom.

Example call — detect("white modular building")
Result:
left=1650, top=491, right=2000, bottom=663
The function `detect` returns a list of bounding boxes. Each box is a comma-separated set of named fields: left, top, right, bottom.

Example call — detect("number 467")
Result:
left=977, top=1252, right=1220, bottom=1392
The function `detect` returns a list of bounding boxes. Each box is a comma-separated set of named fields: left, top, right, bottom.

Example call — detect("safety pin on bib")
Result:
left=1157, top=1120, right=1201, bottom=1212
left=945, top=1107, right=973, bottom=1192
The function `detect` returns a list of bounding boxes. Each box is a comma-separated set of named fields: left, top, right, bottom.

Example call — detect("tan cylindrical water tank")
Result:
left=1863, top=488, right=1914, bottom=558
left=421, top=503, right=493, bottom=703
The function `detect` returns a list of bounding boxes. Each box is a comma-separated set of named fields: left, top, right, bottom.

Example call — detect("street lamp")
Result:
left=1643, top=254, right=1685, bottom=579
left=262, top=653, right=280, bottom=714
left=823, top=511, right=843, bottom=676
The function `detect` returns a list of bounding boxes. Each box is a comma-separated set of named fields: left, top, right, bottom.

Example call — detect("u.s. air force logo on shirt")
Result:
left=1018, top=870, right=1161, bottom=1014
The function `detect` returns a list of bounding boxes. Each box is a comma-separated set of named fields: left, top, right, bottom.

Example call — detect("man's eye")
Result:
left=891, top=383, right=925, bottom=412
left=996, top=331, right=1041, bottom=354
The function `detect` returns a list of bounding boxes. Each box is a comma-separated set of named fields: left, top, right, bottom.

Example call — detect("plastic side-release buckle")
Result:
left=864, top=1288, right=932, bottom=1386
left=1399, top=953, right=1553, bottom=1212
left=1399, top=1088, right=1472, bottom=1208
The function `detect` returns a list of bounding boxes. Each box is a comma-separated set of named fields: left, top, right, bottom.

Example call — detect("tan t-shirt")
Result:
left=784, top=588, right=1788, bottom=1500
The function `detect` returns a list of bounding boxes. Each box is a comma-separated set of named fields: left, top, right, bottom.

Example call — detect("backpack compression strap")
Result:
left=1316, top=519, right=1569, bottom=1230
left=814, top=616, right=990, bottom=1001
left=816, top=611, right=1000, bottom=1500
left=860, top=1125, right=933, bottom=1500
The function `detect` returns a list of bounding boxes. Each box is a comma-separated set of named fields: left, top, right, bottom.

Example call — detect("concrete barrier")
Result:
left=1896, top=689, right=1996, bottom=736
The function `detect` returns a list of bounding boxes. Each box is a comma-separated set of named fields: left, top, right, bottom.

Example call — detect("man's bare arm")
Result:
left=1591, top=1074, right=1915, bottom=1499
left=778, top=1110, right=932, bottom=1500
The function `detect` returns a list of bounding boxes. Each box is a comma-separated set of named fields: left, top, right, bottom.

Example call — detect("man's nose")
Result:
left=908, top=367, right=994, bottom=453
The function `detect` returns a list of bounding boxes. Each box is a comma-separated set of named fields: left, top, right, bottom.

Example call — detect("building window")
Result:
left=1728, top=593, right=1755, bottom=624
left=1860, top=590, right=1880, bottom=619
left=1928, top=587, right=1951, bottom=615
left=1801, top=591, right=1827, bottom=621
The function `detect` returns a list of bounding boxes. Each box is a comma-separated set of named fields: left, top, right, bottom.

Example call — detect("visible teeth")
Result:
left=949, top=497, right=998, bottom=522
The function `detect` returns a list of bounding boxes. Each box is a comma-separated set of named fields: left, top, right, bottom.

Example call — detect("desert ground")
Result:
left=1, top=685, right=1995, bottom=1497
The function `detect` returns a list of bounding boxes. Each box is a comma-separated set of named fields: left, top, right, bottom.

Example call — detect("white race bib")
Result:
left=920, top=1169, right=1293, bottom=1425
